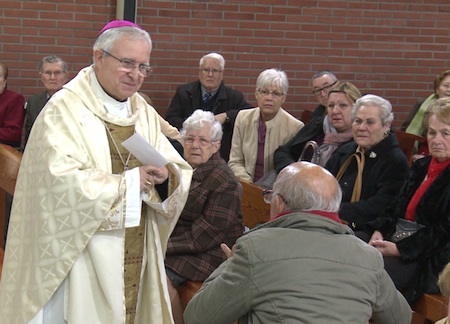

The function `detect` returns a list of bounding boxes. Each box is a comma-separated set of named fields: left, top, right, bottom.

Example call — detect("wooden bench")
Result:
left=411, top=293, right=448, bottom=323
left=0, top=144, right=22, bottom=281
left=239, top=179, right=271, bottom=229
left=0, top=144, right=22, bottom=249
left=176, top=280, right=203, bottom=311
left=395, top=130, right=425, bottom=166
left=301, top=109, right=313, bottom=124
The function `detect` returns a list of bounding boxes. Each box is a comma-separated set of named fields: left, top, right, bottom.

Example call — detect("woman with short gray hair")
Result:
left=228, top=68, right=304, bottom=183
left=325, top=94, right=409, bottom=231
left=166, top=109, right=243, bottom=323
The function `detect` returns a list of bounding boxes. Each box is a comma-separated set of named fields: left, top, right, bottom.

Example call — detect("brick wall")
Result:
left=1, top=0, right=450, bottom=128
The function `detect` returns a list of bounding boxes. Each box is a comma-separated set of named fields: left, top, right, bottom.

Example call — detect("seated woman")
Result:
left=402, top=69, right=450, bottom=161
left=363, top=97, right=450, bottom=304
left=325, top=94, right=409, bottom=231
left=274, top=82, right=361, bottom=172
left=165, top=109, right=244, bottom=323
left=228, top=68, right=304, bottom=183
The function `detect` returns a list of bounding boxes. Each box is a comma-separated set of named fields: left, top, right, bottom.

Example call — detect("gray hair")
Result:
left=38, top=55, right=67, bottom=72
left=256, top=68, right=289, bottom=94
left=180, top=109, right=223, bottom=142
left=273, top=164, right=342, bottom=213
left=199, top=53, right=225, bottom=70
left=93, top=26, right=152, bottom=53
left=312, top=70, right=338, bottom=82
left=352, top=94, right=394, bottom=125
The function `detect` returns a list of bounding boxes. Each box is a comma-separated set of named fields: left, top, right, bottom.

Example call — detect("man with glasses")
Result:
left=24, top=55, right=69, bottom=147
left=185, top=161, right=412, bottom=324
left=0, top=20, right=192, bottom=324
left=312, top=70, right=339, bottom=108
left=166, top=52, right=251, bottom=161
left=272, top=70, right=340, bottom=179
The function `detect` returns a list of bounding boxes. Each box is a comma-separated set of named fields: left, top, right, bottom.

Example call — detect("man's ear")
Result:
left=93, top=49, right=104, bottom=66
left=274, top=194, right=286, bottom=214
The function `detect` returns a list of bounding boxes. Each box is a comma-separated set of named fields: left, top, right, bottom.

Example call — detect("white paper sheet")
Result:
left=122, top=133, right=168, bottom=167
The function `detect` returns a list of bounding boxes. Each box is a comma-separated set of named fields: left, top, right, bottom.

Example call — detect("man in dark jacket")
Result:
left=166, top=53, right=251, bottom=161
left=24, top=55, right=68, bottom=147
left=273, top=70, right=338, bottom=172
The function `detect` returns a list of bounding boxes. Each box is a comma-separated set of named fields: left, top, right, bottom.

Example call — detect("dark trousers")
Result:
left=355, top=231, right=418, bottom=292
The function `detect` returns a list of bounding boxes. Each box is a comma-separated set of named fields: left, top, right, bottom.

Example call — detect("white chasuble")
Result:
left=0, top=66, right=192, bottom=324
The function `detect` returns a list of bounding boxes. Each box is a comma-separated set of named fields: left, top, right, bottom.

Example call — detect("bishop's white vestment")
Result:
left=0, top=66, right=192, bottom=324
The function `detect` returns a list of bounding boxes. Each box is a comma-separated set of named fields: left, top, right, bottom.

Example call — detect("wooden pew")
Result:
left=239, top=179, right=270, bottom=228
left=301, top=109, right=313, bottom=124
left=0, top=144, right=22, bottom=280
left=411, top=293, right=448, bottom=323
left=395, top=130, right=425, bottom=166
left=0, top=144, right=22, bottom=249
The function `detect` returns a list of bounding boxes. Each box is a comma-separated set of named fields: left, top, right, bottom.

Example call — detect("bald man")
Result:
left=184, top=162, right=412, bottom=324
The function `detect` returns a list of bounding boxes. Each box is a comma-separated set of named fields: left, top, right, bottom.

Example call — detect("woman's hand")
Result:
left=369, top=230, right=383, bottom=242
left=369, top=233, right=400, bottom=257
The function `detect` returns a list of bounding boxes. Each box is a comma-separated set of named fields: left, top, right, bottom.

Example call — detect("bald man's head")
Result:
left=272, top=162, right=342, bottom=216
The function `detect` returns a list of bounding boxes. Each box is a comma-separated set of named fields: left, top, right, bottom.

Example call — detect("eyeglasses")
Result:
left=102, top=50, right=152, bottom=77
left=312, top=80, right=338, bottom=96
left=200, top=68, right=222, bottom=76
left=183, top=136, right=216, bottom=146
left=262, top=189, right=287, bottom=204
left=257, top=89, right=285, bottom=99
left=41, top=71, right=66, bottom=78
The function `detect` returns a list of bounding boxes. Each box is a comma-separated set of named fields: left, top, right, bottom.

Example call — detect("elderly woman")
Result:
left=325, top=94, right=409, bottom=231
left=364, top=97, right=450, bottom=303
left=165, top=109, right=243, bottom=323
left=274, top=82, right=361, bottom=172
left=402, top=69, right=450, bottom=160
left=228, top=68, right=304, bottom=182
left=0, top=62, right=25, bottom=147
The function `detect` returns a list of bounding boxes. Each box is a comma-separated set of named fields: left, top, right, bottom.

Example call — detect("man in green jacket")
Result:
left=184, top=161, right=412, bottom=324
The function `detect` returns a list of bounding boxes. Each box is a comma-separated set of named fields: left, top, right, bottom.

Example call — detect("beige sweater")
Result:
left=228, top=107, right=303, bottom=182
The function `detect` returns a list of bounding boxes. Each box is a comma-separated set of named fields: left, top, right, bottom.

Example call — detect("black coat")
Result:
left=368, top=155, right=450, bottom=302
left=166, top=80, right=251, bottom=161
left=273, top=105, right=326, bottom=172
left=325, top=132, right=409, bottom=231
left=25, top=91, right=49, bottom=146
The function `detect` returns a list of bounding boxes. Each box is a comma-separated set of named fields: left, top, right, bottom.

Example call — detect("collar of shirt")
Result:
left=201, top=86, right=218, bottom=99
left=90, top=72, right=130, bottom=118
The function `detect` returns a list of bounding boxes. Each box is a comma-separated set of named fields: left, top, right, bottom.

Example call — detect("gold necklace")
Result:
left=103, top=122, right=132, bottom=171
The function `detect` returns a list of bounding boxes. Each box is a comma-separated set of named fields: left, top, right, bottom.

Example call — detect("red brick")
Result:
left=1, top=0, right=450, bottom=118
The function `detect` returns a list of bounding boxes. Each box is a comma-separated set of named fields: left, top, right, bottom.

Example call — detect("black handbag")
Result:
left=389, top=218, right=425, bottom=243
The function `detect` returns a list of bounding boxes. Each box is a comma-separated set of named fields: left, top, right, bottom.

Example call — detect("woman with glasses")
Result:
left=228, top=68, right=304, bottom=183
left=165, top=109, right=244, bottom=324
left=360, top=98, right=450, bottom=304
